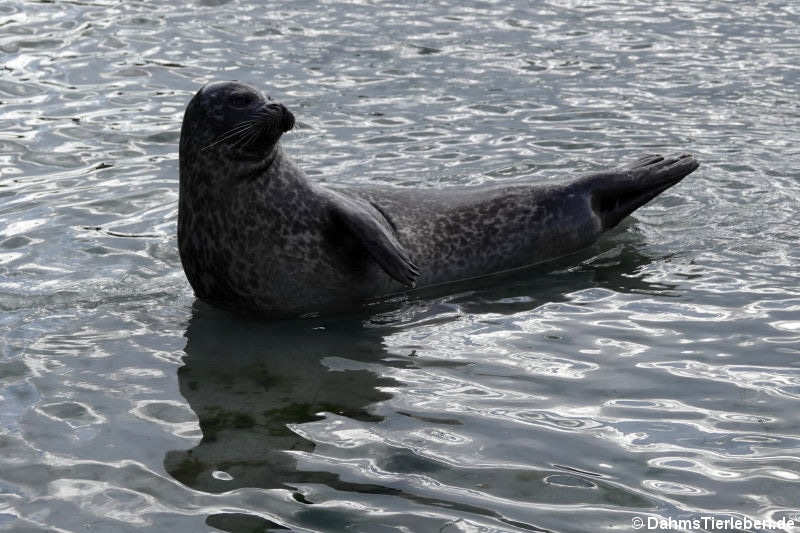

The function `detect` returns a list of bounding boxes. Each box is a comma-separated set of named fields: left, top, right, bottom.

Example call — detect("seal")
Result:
left=178, top=81, right=699, bottom=316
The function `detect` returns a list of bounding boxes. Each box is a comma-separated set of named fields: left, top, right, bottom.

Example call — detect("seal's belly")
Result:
left=216, top=221, right=392, bottom=314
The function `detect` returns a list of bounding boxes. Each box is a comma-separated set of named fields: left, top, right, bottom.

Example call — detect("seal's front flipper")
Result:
left=331, top=199, right=420, bottom=287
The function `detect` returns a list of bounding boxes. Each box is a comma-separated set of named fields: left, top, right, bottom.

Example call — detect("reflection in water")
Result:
left=166, top=303, right=547, bottom=531
left=164, top=303, right=401, bottom=493
left=166, top=305, right=405, bottom=531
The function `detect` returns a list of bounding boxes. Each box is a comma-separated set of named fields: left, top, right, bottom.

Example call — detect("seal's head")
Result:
left=180, top=81, right=294, bottom=169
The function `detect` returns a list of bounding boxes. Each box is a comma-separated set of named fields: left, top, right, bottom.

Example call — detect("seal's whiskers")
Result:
left=202, top=120, right=257, bottom=151
left=233, top=123, right=263, bottom=150
left=233, top=109, right=276, bottom=150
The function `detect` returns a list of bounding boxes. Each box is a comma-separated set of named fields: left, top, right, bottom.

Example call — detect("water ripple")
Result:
left=1, top=0, right=800, bottom=531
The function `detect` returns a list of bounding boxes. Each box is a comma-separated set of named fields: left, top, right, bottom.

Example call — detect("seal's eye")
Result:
left=229, top=92, right=255, bottom=109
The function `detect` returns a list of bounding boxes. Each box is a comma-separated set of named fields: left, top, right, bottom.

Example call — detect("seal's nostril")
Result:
left=264, top=103, right=294, bottom=132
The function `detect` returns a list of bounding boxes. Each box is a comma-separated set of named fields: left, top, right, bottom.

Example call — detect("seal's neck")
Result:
left=258, top=145, right=312, bottom=191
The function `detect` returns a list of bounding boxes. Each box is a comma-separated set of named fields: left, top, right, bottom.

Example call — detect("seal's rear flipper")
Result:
left=331, top=198, right=420, bottom=287
left=584, top=153, right=699, bottom=230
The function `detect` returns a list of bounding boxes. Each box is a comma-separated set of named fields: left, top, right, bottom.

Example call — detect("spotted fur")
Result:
left=179, top=82, right=699, bottom=317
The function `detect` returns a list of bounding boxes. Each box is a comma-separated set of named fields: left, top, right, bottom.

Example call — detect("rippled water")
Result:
left=2, top=1, right=799, bottom=531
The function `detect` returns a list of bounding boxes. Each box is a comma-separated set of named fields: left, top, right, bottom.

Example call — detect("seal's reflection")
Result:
left=164, top=302, right=405, bottom=495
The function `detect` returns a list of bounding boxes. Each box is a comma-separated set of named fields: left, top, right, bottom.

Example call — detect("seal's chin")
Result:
left=233, top=138, right=274, bottom=161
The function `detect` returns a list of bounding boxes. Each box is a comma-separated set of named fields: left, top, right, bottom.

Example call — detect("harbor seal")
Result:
left=178, top=81, right=699, bottom=317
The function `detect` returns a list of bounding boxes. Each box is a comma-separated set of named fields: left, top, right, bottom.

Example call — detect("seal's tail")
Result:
left=582, top=153, right=699, bottom=230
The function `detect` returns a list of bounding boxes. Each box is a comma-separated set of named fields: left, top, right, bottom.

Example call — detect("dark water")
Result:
left=2, top=1, right=799, bottom=531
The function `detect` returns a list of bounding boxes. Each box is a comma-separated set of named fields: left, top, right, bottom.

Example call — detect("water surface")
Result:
left=1, top=1, right=799, bottom=531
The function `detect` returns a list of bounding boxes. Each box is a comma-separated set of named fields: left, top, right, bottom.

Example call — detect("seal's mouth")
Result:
left=244, top=103, right=294, bottom=153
